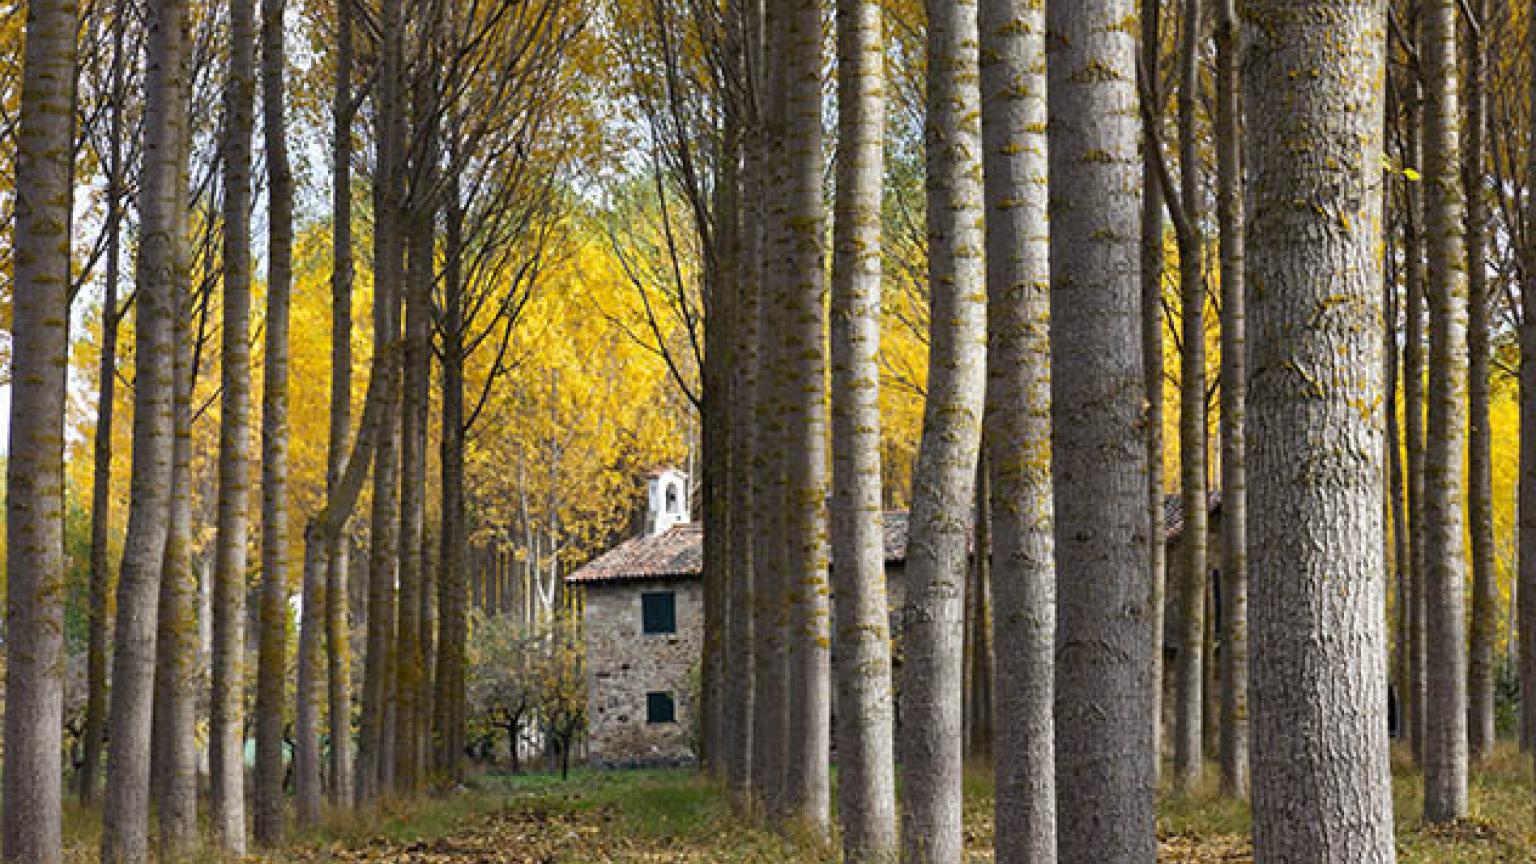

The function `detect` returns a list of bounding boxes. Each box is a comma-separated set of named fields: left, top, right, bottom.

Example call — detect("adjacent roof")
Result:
left=565, top=522, right=704, bottom=585
left=569, top=495, right=1219, bottom=586
left=567, top=512, right=915, bottom=586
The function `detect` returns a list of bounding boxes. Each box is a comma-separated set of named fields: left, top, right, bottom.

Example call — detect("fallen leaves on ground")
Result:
left=1159, top=832, right=1252, bottom=863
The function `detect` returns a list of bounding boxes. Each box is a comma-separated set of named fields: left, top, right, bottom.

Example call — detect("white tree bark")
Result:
left=897, top=0, right=986, bottom=860
left=1214, top=0, right=1248, bottom=797
left=1245, top=2, right=1397, bottom=860
left=750, top=0, right=789, bottom=819
left=1419, top=0, right=1470, bottom=823
left=830, top=0, right=896, bottom=857
left=1046, top=2, right=1155, bottom=860
left=3, top=0, right=77, bottom=859
left=102, top=1, right=187, bottom=859
left=210, top=0, right=256, bottom=849
left=979, top=0, right=1055, bottom=859
left=254, top=0, right=295, bottom=841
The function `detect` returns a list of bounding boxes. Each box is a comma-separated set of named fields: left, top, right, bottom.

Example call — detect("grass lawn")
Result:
left=60, top=744, right=1536, bottom=862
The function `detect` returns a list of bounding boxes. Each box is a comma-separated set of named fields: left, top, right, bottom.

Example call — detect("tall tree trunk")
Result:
left=1387, top=223, right=1410, bottom=744
left=1245, top=1, right=1396, bottom=859
left=254, top=0, right=296, bottom=841
left=1047, top=2, right=1155, bottom=861
left=80, top=0, right=129, bottom=807
left=1202, top=568, right=1219, bottom=756
left=3, top=0, right=77, bottom=858
left=295, top=539, right=326, bottom=827
left=357, top=0, right=404, bottom=806
left=897, top=0, right=985, bottom=858
left=725, top=138, right=759, bottom=810
left=1520, top=0, right=1536, bottom=764
left=101, top=0, right=186, bottom=858
left=710, top=75, right=740, bottom=785
left=1171, top=0, right=1208, bottom=792
left=1403, top=71, right=1429, bottom=765
left=210, top=0, right=256, bottom=849
left=979, top=0, right=1055, bottom=856
left=1139, top=0, right=1168, bottom=780
left=326, top=0, right=356, bottom=807
left=435, top=180, right=469, bottom=782
left=725, top=0, right=763, bottom=807
left=964, top=466, right=993, bottom=760
left=395, top=107, right=435, bottom=796
left=700, top=225, right=727, bottom=778
left=779, top=0, right=832, bottom=833
left=153, top=152, right=198, bottom=851
left=1463, top=0, right=1496, bottom=765
left=829, top=0, right=896, bottom=856
left=1421, top=0, right=1470, bottom=824
left=750, top=0, right=789, bottom=820
left=1213, top=0, right=1248, bottom=797
left=701, top=195, right=729, bottom=779
left=298, top=0, right=360, bottom=819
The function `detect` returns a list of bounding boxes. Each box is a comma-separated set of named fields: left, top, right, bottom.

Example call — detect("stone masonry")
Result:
left=582, top=576, right=702, bottom=767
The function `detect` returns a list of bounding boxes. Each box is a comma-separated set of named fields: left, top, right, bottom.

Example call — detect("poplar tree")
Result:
left=3, top=0, right=78, bottom=859
left=1245, top=1, right=1397, bottom=859
left=254, top=0, right=297, bottom=841
left=1214, top=0, right=1248, bottom=796
left=979, top=0, right=1055, bottom=858
left=210, top=0, right=257, bottom=847
left=102, top=0, right=188, bottom=858
left=1047, top=1, right=1155, bottom=860
left=829, top=0, right=897, bottom=856
left=897, top=0, right=986, bottom=858
left=1420, top=0, right=1470, bottom=823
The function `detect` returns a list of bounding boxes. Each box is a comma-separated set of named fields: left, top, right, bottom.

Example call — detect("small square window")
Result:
left=646, top=691, right=676, bottom=725
left=642, top=592, right=676, bottom=635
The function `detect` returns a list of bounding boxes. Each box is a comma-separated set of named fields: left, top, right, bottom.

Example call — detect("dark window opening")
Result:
left=642, top=591, right=676, bottom=635
left=646, top=691, right=676, bottom=725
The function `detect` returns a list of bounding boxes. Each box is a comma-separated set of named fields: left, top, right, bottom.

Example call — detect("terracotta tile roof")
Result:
left=565, top=523, right=704, bottom=584
left=1164, top=490, right=1222, bottom=542
left=566, top=511, right=915, bottom=585
left=570, top=495, right=1221, bottom=586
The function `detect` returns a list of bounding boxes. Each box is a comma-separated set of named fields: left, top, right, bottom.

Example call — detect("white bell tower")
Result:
left=646, top=468, right=690, bottom=536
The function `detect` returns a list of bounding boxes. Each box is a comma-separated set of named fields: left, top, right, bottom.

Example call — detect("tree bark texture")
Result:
left=102, top=1, right=186, bottom=858
left=357, top=0, right=404, bottom=806
left=153, top=183, right=198, bottom=853
left=1139, top=0, right=1169, bottom=780
left=1047, top=2, right=1156, bottom=861
left=1244, top=2, right=1397, bottom=860
left=3, top=0, right=78, bottom=859
left=1402, top=73, right=1428, bottom=765
left=725, top=0, right=765, bottom=806
left=80, top=0, right=130, bottom=809
left=980, top=0, right=1056, bottom=857
left=209, top=0, right=256, bottom=847
left=776, top=0, right=832, bottom=834
left=1519, top=0, right=1536, bottom=762
left=749, top=0, right=789, bottom=819
left=327, top=0, right=357, bottom=805
left=254, top=0, right=295, bottom=840
left=1420, top=0, right=1470, bottom=823
left=1172, top=0, right=1208, bottom=792
left=1214, top=0, right=1248, bottom=797
left=830, top=0, right=897, bottom=856
left=1462, top=0, right=1496, bottom=765
left=436, top=184, right=469, bottom=782
left=898, top=0, right=986, bottom=859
